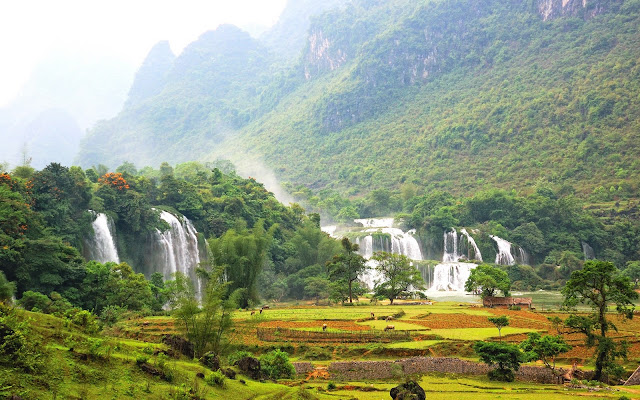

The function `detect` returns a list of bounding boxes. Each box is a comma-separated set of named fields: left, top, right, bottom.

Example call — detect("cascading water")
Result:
left=427, top=228, right=485, bottom=293
left=430, top=262, right=477, bottom=291
left=348, top=218, right=423, bottom=290
left=85, top=211, right=120, bottom=263
left=151, top=211, right=201, bottom=280
left=582, top=242, right=595, bottom=260
left=461, top=229, right=483, bottom=262
left=443, top=229, right=459, bottom=262
left=490, top=235, right=515, bottom=265
left=321, top=225, right=338, bottom=238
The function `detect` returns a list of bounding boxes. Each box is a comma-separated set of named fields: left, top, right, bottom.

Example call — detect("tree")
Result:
left=473, top=341, right=525, bottom=382
left=304, top=276, right=330, bottom=304
left=326, top=238, right=367, bottom=303
left=168, top=266, right=234, bottom=358
left=209, top=220, right=273, bottom=308
left=464, top=264, right=511, bottom=298
left=371, top=252, right=425, bottom=304
left=562, top=260, right=638, bottom=381
left=520, top=332, right=571, bottom=377
left=488, top=315, right=509, bottom=339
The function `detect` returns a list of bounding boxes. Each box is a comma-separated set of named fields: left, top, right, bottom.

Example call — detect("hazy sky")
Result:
left=0, top=0, right=288, bottom=106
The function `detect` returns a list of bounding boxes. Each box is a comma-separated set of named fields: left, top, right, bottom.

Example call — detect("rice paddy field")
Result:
left=5, top=297, right=640, bottom=399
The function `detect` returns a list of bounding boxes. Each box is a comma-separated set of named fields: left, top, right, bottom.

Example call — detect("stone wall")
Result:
left=325, top=357, right=570, bottom=384
left=292, top=362, right=315, bottom=376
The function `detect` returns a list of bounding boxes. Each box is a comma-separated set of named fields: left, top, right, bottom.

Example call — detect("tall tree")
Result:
left=326, top=238, right=367, bottom=304
left=168, top=266, right=234, bottom=358
left=562, top=260, right=638, bottom=381
left=371, top=252, right=425, bottom=304
left=464, top=264, right=511, bottom=298
left=209, top=220, right=273, bottom=308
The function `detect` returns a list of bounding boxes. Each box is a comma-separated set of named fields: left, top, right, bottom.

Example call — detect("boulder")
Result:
left=390, top=380, right=426, bottom=400
left=235, top=356, right=261, bottom=380
left=201, top=351, right=220, bottom=371
left=161, top=334, right=194, bottom=358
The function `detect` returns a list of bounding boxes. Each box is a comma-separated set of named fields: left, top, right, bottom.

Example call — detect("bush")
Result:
left=260, top=349, right=296, bottom=380
left=205, top=371, right=226, bottom=387
left=18, top=291, right=51, bottom=312
left=69, top=310, right=100, bottom=333
left=100, top=305, right=126, bottom=326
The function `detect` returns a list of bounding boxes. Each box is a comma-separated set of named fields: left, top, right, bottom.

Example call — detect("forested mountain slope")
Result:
left=77, top=0, right=640, bottom=199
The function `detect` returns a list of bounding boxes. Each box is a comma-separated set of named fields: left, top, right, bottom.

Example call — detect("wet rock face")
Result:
left=389, top=380, right=426, bottom=400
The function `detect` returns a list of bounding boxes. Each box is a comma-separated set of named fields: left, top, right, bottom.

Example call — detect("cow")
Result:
left=370, top=312, right=375, bottom=319
left=250, top=311, right=255, bottom=316
left=259, top=308, right=263, bottom=314
left=384, top=325, right=395, bottom=331
left=322, top=324, right=327, bottom=331
left=386, top=316, right=394, bottom=321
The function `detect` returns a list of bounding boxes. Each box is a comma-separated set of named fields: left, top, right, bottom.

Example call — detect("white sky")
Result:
left=0, top=0, right=288, bottom=106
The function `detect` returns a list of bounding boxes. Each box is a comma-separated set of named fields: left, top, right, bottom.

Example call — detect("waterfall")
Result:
left=582, top=241, right=595, bottom=260
left=85, top=211, right=120, bottom=263
left=460, top=229, right=483, bottom=262
left=356, top=235, right=374, bottom=258
left=443, top=229, right=459, bottom=262
left=429, top=262, right=476, bottom=291
left=354, top=218, right=395, bottom=228
left=321, top=225, right=338, bottom=238
left=152, top=211, right=201, bottom=280
left=348, top=218, right=423, bottom=290
left=490, top=235, right=515, bottom=265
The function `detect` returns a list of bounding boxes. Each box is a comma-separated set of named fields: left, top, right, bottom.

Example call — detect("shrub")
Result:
left=18, top=291, right=51, bottom=312
left=327, top=382, right=336, bottom=390
left=205, top=371, right=226, bottom=387
left=260, top=349, right=296, bottom=380
left=69, top=310, right=100, bottom=333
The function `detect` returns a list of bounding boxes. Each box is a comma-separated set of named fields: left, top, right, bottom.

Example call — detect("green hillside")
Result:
left=77, top=0, right=640, bottom=200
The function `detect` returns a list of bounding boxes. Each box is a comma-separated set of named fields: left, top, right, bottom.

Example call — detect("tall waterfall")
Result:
left=490, top=235, right=515, bottom=265
left=151, top=211, right=201, bottom=280
left=461, top=229, right=483, bottom=262
left=85, top=211, right=120, bottom=263
left=443, top=229, right=459, bottom=262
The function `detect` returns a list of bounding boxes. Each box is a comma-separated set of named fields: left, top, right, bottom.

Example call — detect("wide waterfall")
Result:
left=85, top=211, right=120, bottom=263
left=346, top=218, right=423, bottom=290
left=428, top=227, right=484, bottom=292
left=429, top=262, right=477, bottom=291
left=150, top=211, right=201, bottom=281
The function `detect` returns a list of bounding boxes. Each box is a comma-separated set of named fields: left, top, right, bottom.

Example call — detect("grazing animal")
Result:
left=250, top=311, right=255, bottom=316
left=259, top=309, right=263, bottom=314
left=384, top=325, right=395, bottom=331
left=371, top=312, right=375, bottom=318
left=386, top=316, right=393, bottom=321
left=322, top=324, right=327, bottom=331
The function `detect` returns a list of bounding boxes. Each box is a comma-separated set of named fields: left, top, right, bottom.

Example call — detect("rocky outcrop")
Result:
left=536, top=0, right=616, bottom=21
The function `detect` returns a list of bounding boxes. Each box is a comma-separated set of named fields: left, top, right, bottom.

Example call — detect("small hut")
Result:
left=483, top=296, right=532, bottom=309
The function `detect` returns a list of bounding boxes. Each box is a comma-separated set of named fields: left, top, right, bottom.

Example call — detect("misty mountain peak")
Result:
left=125, top=41, right=175, bottom=108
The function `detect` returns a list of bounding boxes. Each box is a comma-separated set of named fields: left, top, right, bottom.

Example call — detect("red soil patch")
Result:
left=408, top=314, right=494, bottom=329
left=258, top=320, right=370, bottom=331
